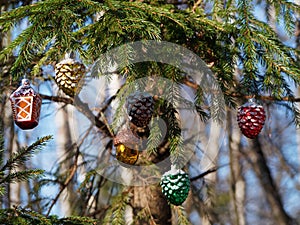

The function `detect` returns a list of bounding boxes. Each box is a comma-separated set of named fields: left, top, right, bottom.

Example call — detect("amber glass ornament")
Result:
left=10, top=79, right=42, bottom=130
left=115, top=143, right=139, bottom=165
left=113, top=129, right=140, bottom=166
left=55, top=58, right=85, bottom=97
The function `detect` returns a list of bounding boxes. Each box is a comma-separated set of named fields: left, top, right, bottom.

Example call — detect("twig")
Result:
left=46, top=146, right=80, bottom=216
left=40, top=94, right=73, bottom=105
left=40, top=94, right=113, bottom=137
left=190, top=166, right=218, bottom=181
left=181, top=77, right=300, bottom=102
left=192, top=0, right=202, bottom=12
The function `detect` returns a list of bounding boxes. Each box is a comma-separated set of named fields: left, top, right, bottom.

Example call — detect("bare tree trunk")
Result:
left=228, top=110, right=246, bottom=225
left=132, top=185, right=171, bottom=225
left=56, top=105, right=77, bottom=216
left=0, top=97, right=4, bottom=208
left=248, top=139, right=298, bottom=225
left=200, top=121, right=222, bottom=225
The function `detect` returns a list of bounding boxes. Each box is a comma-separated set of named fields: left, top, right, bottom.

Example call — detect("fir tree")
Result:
left=0, top=0, right=300, bottom=224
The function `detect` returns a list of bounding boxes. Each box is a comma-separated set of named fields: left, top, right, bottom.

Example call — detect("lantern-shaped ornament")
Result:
left=113, top=129, right=140, bottom=166
left=55, top=58, right=85, bottom=97
left=10, top=79, right=42, bottom=130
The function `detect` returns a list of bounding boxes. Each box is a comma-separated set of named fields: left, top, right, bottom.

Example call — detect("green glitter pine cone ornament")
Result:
left=126, top=91, right=154, bottom=128
left=160, top=166, right=190, bottom=206
left=237, top=98, right=266, bottom=139
left=55, top=58, right=86, bottom=97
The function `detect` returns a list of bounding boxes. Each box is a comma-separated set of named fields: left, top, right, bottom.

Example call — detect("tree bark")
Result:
left=200, top=121, right=222, bottom=225
left=249, top=139, right=298, bottom=225
left=228, top=110, right=246, bottom=225
left=132, top=185, right=171, bottom=225
left=56, top=105, right=77, bottom=216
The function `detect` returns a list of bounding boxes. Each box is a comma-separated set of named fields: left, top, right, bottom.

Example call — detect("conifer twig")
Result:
left=182, top=77, right=300, bottom=102
left=46, top=146, right=80, bottom=216
left=192, top=0, right=202, bottom=12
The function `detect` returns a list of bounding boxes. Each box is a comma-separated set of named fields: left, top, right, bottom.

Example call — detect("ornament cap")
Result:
left=10, top=79, right=39, bottom=98
left=113, top=128, right=141, bottom=149
left=248, top=98, right=255, bottom=103
left=21, top=78, right=30, bottom=87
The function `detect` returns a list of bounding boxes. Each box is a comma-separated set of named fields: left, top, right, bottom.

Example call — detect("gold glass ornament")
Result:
left=113, top=128, right=141, bottom=166
left=116, top=143, right=139, bottom=165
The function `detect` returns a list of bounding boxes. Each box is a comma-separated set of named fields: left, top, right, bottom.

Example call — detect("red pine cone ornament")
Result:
left=237, top=99, right=266, bottom=139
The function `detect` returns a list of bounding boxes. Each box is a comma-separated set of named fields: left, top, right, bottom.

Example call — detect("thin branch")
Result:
left=40, top=94, right=113, bottom=138
left=40, top=94, right=73, bottom=105
left=46, top=146, right=80, bottom=216
left=182, top=77, right=300, bottom=102
left=192, top=0, right=202, bottom=12
left=190, top=167, right=218, bottom=182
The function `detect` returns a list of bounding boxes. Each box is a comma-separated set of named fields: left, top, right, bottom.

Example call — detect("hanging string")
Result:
left=64, top=51, right=72, bottom=60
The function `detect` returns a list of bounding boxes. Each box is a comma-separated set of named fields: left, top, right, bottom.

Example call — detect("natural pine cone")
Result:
left=237, top=98, right=266, bottom=139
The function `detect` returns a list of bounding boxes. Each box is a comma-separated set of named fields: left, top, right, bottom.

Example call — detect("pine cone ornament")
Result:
left=126, top=91, right=154, bottom=128
left=113, top=129, right=140, bottom=166
left=237, top=98, right=266, bottom=139
left=160, top=167, right=190, bottom=206
left=55, top=58, right=85, bottom=97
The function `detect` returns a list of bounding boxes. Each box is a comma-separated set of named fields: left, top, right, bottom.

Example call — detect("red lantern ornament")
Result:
left=10, top=79, right=42, bottom=130
left=237, top=98, right=266, bottom=139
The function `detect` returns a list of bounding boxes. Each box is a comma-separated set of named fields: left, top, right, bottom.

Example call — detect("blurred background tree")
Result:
left=0, top=0, right=300, bottom=224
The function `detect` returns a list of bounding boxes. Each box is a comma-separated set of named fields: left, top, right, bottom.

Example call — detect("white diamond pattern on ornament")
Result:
left=14, top=96, right=33, bottom=121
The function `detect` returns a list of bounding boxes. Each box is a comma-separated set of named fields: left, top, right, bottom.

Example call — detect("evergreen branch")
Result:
left=229, top=92, right=300, bottom=102
left=172, top=205, right=191, bottom=225
left=183, top=78, right=300, bottom=102
left=0, top=169, right=44, bottom=185
left=58, top=216, right=97, bottom=224
left=1, top=136, right=52, bottom=172
left=146, top=119, right=162, bottom=156
left=0, top=207, right=97, bottom=225
left=192, top=0, right=203, bottom=12
left=102, top=188, right=131, bottom=225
